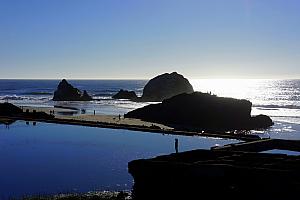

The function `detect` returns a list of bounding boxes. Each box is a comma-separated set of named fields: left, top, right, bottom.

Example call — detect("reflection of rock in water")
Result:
left=0, top=118, right=16, bottom=126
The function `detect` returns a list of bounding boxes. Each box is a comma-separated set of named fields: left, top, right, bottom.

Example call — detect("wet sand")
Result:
left=21, top=106, right=172, bottom=130
left=3, top=105, right=259, bottom=141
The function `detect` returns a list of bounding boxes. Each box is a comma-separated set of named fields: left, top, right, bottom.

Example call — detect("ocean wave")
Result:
left=92, top=96, right=112, bottom=100
left=22, top=92, right=53, bottom=95
left=91, top=98, right=149, bottom=109
left=93, top=93, right=116, bottom=97
left=1, top=95, right=24, bottom=100
left=0, top=95, right=51, bottom=101
left=253, top=104, right=300, bottom=110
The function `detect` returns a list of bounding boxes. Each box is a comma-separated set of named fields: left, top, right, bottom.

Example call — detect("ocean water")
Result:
left=0, top=79, right=300, bottom=198
left=0, top=80, right=148, bottom=115
left=0, top=79, right=300, bottom=139
left=191, top=79, right=300, bottom=140
left=0, top=121, right=238, bottom=199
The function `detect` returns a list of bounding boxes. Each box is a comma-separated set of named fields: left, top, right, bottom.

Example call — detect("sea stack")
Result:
left=111, top=72, right=194, bottom=102
left=112, top=89, right=138, bottom=100
left=53, top=79, right=92, bottom=101
left=125, top=92, right=273, bottom=131
left=140, top=72, right=194, bottom=102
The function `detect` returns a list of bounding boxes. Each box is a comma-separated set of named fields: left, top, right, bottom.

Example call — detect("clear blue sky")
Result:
left=0, top=0, right=300, bottom=79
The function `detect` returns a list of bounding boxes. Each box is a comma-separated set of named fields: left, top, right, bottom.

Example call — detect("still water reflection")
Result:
left=0, top=121, right=238, bottom=199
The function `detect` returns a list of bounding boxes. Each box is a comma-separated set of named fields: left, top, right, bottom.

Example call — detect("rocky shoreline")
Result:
left=0, top=103, right=263, bottom=141
left=126, top=92, right=273, bottom=131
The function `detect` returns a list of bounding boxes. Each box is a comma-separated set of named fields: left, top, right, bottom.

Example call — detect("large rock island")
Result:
left=140, top=72, right=194, bottom=102
left=53, top=79, right=92, bottom=101
left=112, top=72, right=194, bottom=102
left=125, top=92, right=273, bottom=131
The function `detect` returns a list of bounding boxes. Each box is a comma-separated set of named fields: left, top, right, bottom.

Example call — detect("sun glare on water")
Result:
left=190, top=79, right=273, bottom=100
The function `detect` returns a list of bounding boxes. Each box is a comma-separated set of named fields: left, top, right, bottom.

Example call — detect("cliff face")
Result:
left=53, top=79, right=92, bottom=101
left=125, top=92, right=273, bottom=130
left=140, top=72, right=194, bottom=102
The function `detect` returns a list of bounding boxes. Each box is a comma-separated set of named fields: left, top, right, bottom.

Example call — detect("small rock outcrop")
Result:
left=140, top=72, right=194, bottom=102
left=0, top=103, right=54, bottom=120
left=250, top=114, right=274, bottom=128
left=112, top=89, right=138, bottom=100
left=125, top=92, right=273, bottom=131
left=53, top=79, right=92, bottom=101
left=0, top=103, right=23, bottom=116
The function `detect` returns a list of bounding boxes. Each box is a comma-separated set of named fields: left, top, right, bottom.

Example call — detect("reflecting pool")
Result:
left=0, top=121, right=239, bottom=199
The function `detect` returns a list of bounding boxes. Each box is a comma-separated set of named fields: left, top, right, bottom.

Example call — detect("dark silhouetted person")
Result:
left=175, top=138, right=179, bottom=153
left=94, top=110, right=95, bottom=115
left=118, top=114, right=121, bottom=120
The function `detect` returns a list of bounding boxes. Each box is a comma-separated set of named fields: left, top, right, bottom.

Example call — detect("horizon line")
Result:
left=1, top=77, right=300, bottom=80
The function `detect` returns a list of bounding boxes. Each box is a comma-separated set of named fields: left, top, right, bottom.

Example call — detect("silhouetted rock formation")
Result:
left=0, top=103, right=54, bottom=120
left=129, top=148, right=300, bottom=199
left=112, top=89, right=138, bottom=100
left=27, top=110, right=55, bottom=120
left=140, top=72, right=194, bottom=102
left=53, top=79, right=92, bottom=101
left=250, top=114, right=273, bottom=128
left=125, top=92, right=273, bottom=130
left=0, top=118, right=16, bottom=125
left=81, top=90, right=92, bottom=101
left=0, top=103, right=23, bottom=116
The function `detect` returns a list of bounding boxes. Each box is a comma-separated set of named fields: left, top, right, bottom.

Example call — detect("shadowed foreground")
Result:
left=129, top=139, right=300, bottom=199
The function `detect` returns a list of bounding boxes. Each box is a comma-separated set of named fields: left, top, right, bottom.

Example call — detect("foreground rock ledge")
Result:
left=125, top=92, right=273, bottom=131
left=53, top=79, right=92, bottom=101
left=0, top=102, right=54, bottom=120
left=128, top=147, right=300, bottom=199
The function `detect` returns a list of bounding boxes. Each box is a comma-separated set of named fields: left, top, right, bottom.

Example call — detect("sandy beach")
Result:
left=3, top=105, right=259, bottom=141
left=21, top=106, right=173, bottom=130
